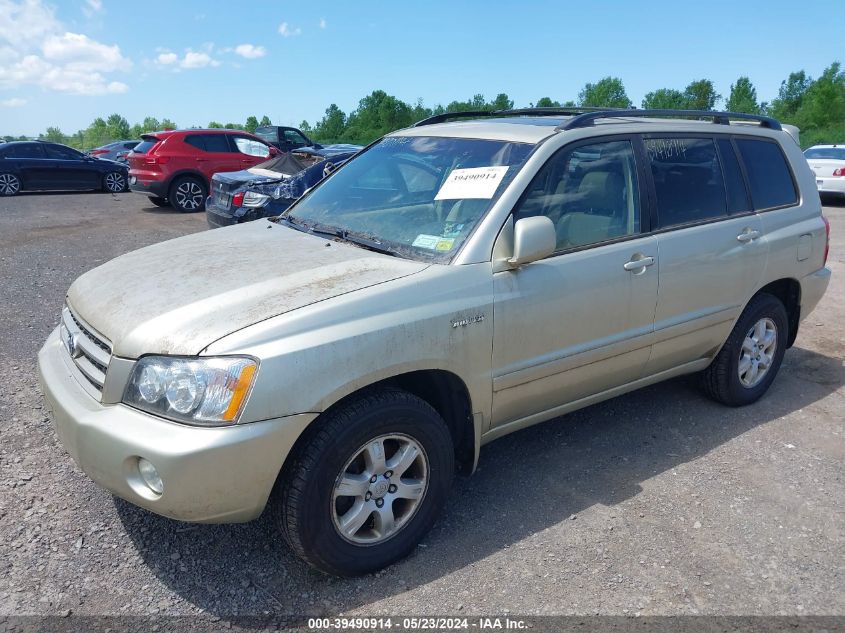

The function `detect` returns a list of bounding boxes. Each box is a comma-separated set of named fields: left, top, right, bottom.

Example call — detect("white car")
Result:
left=805, top=145, right=845, bottom=200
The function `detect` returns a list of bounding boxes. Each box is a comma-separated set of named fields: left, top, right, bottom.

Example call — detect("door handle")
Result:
left=623, top=255, right=655, bottom=271
left=737, top=229, right=760, bottom=243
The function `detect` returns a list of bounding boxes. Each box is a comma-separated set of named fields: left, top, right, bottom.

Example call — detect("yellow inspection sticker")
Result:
left=435, top=238, right=454, bottom=251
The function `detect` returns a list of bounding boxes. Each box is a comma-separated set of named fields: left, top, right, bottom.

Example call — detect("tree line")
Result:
left=5, top=61, right=842, bottom=150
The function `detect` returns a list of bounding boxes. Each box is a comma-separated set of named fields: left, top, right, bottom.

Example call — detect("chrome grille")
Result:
left=60, top=305, right=112, bottom=396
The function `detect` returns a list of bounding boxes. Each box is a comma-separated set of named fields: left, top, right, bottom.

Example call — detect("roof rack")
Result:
left=556, top=109, right=782, bottom=131
left=412, top=106, right=634, bottom=127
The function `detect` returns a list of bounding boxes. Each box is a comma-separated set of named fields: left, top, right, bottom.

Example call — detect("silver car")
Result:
left=38, top=109, right=831, bottom=576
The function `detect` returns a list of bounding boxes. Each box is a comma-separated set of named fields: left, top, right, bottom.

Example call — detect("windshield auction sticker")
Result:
left=434, top=166, right=509, bottom=200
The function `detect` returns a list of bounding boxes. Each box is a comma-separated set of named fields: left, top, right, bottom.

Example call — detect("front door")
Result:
left=491, top=137, right=659, bottom=428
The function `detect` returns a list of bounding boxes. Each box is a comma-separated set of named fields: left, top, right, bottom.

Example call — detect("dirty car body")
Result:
left=38, top=110, right=831, bottom=575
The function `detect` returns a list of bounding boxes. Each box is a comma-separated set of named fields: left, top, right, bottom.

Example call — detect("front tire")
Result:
left=276, top=389, right=454, bottom=576
left=169, top=176, right=207, bottom=212
left=0, top=172, right=21, bottom=196
left=103, top=171, right=127, bottom=193
left=702, top=293, right=788, bottom=406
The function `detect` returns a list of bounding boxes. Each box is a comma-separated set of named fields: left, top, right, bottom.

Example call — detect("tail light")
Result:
left=89, top=149, right=108, bottom=156
left=832, top=167, right=845, bottom=177
left=822, top=215, right=830, bottom=266
left=143, top=155, right=169, bottom=166
left=232, top=192, right=244, bottom=207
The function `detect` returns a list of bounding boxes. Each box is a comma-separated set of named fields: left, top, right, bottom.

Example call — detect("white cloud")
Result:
left=0, top=0, right=131, bottom=95
left=278, top=22, right=301, bottom=37
left=1, top=97, right=25, bottom=106
left=156, top=51, right=177, bottom=65
left=154, top=48, right=221, bottom=70
left=82, top=0, right=102, bottom=17
left=319, top=18, right=326, bottom=29
left=233, top=43, right=266, bottom=59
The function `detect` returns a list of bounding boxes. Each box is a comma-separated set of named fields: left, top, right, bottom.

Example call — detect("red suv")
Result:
left=127, top=129, right=278, bottom=212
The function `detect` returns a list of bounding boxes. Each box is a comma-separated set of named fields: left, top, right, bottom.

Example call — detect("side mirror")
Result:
left=509, top=216, right=556, bottom=266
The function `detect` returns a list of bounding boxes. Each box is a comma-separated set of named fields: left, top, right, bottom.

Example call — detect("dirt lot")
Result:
left=0, top=191, right=843, bottom=620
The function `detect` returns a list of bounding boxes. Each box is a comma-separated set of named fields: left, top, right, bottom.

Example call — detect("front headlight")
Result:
left=123, top=356, right=258, bottom=426
left=242, top=191, right=271, bottom=208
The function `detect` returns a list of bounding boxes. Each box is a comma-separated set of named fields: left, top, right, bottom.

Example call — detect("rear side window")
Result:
left=645, top=138, right=727, bottom=227
left=716, top=139, right=750, bottom=214
left=8, top=143, right=44, bottom=158
left=185, top=134, right=232, bottom=153
left=45, top=145, right=82, bottom=160
left=735, top=139, right=797, bottom=210
left=133, top=139, right=159, bottom=154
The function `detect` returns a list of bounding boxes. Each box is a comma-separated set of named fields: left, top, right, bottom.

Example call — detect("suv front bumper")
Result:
left=37, top=327, right=315, bottom=523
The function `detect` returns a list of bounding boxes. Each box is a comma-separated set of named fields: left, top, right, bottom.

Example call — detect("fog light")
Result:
left=137, top=458, right=163, bottom=495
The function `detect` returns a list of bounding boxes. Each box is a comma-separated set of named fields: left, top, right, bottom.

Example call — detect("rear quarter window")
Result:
left=735, top=139, right=797, bottom=210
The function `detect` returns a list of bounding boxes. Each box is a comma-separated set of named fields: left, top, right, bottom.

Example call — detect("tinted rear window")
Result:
left=735, top=139, right=797, bottom=210
left=645, top=137, right=727, bottom=227
left=133, top=139, right=159, bottom=154
left=186, top=134, right=231, bottom=153
left=7, top=143, right=44, bottom=158
left=717, top=138, right=750, bottom=214
left=804, top=147, right=845, bottom=160
left=254, top=127, right=278, bottom=144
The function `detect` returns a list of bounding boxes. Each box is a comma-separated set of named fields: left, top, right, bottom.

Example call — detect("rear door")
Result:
left=8, top=143, right=50, bottom=188
left=184, top=134, right=241, bottom=182
left=643, top=135, right=767, bottom=376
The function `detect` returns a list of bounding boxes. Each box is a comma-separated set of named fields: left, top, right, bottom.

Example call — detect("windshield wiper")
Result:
left=277, top=215, right=400, bottom=257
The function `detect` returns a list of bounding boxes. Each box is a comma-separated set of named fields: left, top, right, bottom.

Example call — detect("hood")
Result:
left=67, top=221, right=429, bottom=358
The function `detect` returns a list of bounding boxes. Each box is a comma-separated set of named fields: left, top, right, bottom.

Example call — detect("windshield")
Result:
left=283, top=136, right=533, bottom=262
left=805, top=147, right=845, bottom=160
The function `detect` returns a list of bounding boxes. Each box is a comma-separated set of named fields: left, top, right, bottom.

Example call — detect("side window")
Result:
left=9, top=143, right=44, bottom=159
left=514, top=139, right=641, bottom=251
left=233, top=137, right=270, bottom=157
left=202, top=134, right=233, bottom=153
left=184, top=135, right=206, bottom=151
left=735, top=139, right=797, bottom=210
left=646, top=138, right=726, bottom=227
left=283, top=130, right=308, bottom=145
left=45, top=145, right=83, bottom=160
left=716, top=138, right=750, bottom=214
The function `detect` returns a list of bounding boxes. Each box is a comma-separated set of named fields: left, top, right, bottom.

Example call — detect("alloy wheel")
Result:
left=174, top=181, right=204, bottom=210
left=738, top=317, right=778, bottom=388
left=0, top=174, right=20, bottom=195
left=105, top=172, right=125, bottom=193
left=331, top=433, right=429, bottom=545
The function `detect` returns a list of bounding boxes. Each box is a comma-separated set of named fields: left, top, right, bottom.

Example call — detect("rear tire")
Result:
left=103, top=171, right=127, bottom=193
left=702, top=293, right=788, bottom=406
left=149, top=196, right=169, bottom=207
left=169, top=176, right=206, bottom=212
left=0, top=173, right=21, bottom=196
left=276, top=389, right=454, bottom=576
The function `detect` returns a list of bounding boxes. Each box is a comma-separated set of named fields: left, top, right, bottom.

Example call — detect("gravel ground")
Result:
left=0, top=191, right=842, bottom=620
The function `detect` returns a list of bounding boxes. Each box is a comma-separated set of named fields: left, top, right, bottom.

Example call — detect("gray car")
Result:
left=88, top=140, right=140, bottom=163
left=38, top=108, right=831, bottom=576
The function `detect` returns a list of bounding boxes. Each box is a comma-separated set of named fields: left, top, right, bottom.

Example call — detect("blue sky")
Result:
left=0, top=0, right=842, bottom=136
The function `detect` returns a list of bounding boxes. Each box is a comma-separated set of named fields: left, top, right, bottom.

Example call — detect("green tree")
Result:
left=768, top=71, right=812, bottom=121
left=345, top=90, right=415, bottom=143
left=85, top=117, right=109, bottom=147
left=641, top=88, right=687, bottom=110
left=244, top=115, right=259, bottom=133
left=207, top=121, right=223, bottom=128
left=224, top=122, right=243, bottom=130
left=725, top=77, right=761, bottom=114
left=683, top=79, right=720, bottom=110
left=44, top=126, right=65, bottom=143
left=578, top=77, right=632, bottom=108
left=489, top=93, right=513, bottom=111
left=160, top=118, right=177, bottom=130
left=106, top=113, right=131, bottom=140
left=535, top=97, right=562, bottom=108
left=312, top=104, right=347, bottom=142
left=795, top=62, right=845, bottom=129
left=299, top=120, right=313, bottom=134
left=259, top=115, right=272, bottom=126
